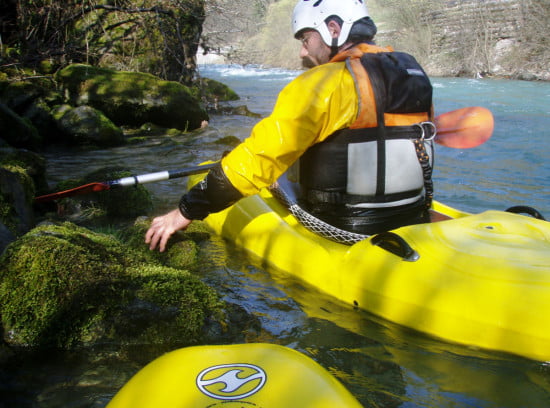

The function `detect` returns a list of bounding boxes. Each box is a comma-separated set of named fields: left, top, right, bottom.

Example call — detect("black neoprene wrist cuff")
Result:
left=178, top=163, right=243, bottom=220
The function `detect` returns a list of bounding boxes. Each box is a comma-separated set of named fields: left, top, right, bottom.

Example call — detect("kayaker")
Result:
left=146, top=0, right=434, bottom=252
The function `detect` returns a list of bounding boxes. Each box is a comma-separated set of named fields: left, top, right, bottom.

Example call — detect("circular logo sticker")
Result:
left=196, top=363, right=267, bottom=401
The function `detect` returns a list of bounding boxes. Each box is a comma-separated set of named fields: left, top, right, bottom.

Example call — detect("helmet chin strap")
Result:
left=329, top=37, right=339, bottom=59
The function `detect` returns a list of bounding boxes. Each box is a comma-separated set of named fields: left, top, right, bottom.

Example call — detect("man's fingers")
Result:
left=145, top=217, right=166, bottom=251
left=159, top=233, right=170, bottom=253
left=149, top=233, right=161, bottom=251
left=144, top=209, right=190, bottom=252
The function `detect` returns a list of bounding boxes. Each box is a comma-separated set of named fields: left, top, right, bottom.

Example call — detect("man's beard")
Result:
left=301, top=57, right=316, bottom=69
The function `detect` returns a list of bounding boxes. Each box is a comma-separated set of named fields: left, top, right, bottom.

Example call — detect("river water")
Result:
left=2, top=65, right=549, bottom=407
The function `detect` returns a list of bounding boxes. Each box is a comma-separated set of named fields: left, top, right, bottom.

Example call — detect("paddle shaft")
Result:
left=35, top=162, right=217, bottom=202
left=108, top=163, right=218, bottom=189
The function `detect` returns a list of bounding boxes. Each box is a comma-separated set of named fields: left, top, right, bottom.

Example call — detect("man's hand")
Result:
left=145, top=209, right=192, bottom=252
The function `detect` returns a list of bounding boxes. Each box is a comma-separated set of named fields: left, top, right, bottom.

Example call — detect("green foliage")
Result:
left=7, top=1, right=206, bottom=84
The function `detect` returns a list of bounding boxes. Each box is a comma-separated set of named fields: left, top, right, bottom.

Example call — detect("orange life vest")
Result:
left=298, top=44, right=434, bottom=210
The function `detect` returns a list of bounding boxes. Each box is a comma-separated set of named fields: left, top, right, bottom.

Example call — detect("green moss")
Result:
left=90, top=169, right=152, bottom=217
left=57, top=105, right=124, bottom=147
left=120, top=217, right=211, bottom=269
left=0, top=223, right=136, bottom=347
left=129, top=264, right=224, bottom=343
left=126, top=136, right=148, bottom=144
left=0, top=195, right=16, bottom=233
left=195, top=77, right=240, bottom=102
left=56, top=64, right=208, bottom=130
left=165, top=240, right=199, bottom=269
left=38, top=60, right=57, bottom=75
left=0, top=164, right=35, bottom=234
left=166, top=128, right=182, bottom=136
left=0, top=221, right=224, bottom=348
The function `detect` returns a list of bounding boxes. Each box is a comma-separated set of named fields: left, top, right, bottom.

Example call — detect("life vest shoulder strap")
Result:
left=340, top=46, right=432, bottom=129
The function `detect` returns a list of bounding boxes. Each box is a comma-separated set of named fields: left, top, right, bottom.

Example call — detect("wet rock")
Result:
left=0, top=222, right=226, bottom=349
left=197, top=77, right=239, bottom=111
left=0, top=147, right=48, bottom=195
left=56, top=64, right=209, bottom=131
left=214, top=135, right=242, bottom=148
left=0, top=163, right=35, bottom=253
left=0, top=103, right=41, bottom=149
left=55, top=105, right=125, bottom=147
left=216, top=104, right=262, bottom=118
left=121, top=217, right=212, bottom=270
left=46, top=167, right=153, bottom=223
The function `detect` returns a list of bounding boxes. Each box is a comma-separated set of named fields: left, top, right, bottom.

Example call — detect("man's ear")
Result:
left=326, top=20, right=342, bottom=39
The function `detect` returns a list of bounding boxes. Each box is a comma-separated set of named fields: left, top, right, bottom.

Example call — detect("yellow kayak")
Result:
left=107, top=343, right=362, bottom=407
left=193, top=173, right=550, bottom=362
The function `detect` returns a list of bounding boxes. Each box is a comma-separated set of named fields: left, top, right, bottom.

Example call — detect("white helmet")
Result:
left=292, top=0, right=370, bottom=47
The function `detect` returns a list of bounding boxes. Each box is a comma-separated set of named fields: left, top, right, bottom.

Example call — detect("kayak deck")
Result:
left=107, top=343, right=362, bottom=407
left=197, top=176, right=550, bottom=361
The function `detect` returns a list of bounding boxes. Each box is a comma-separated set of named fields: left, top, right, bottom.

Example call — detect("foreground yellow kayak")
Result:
left=108, top=343, right=362, bottom=407
left=193, top=174, right=550, bottom=362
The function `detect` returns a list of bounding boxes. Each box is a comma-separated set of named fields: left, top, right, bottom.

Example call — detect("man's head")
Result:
left=292, top=0, right=377, bottom=67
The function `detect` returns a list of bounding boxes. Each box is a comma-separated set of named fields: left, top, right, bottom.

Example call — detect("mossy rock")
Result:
left=217, top=104, right=262, bottom=118
left=51, top=167, right=153, bottom=221
left=122, top=217, right=212, bottom=269
left=0, top=222, right=135, bottom=347
left=196, top=77, right=239, bottom=102
left=56, top=64, right=209, bottom=131
left=113, top=264, right=224, bottom=345
left=0, top=103, right=41, bottom=150
left=0, top=222, right=225, bottom=348
left=0, top=81, right=49, bottom=112
left=0, top=162, right=36, bottom=252
left=87, top=168, right=153, bottom=217
left=56, top=105, right=125, bottom=147
left=0, top=147, right=48, bottom=194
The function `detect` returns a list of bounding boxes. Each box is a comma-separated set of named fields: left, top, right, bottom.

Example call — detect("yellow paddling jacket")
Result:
left=180, top=44, right=433, bottom=226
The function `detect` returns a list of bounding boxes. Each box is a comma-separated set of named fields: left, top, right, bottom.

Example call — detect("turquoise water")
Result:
left=2, top=65, right=549, bottom=407
left=199, top=65, right=550, bottom=218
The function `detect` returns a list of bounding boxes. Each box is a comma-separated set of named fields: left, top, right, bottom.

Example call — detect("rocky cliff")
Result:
left=370, top=0, right=548, bottom=80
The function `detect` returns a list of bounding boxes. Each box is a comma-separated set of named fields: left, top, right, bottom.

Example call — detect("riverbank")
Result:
left=201, top=0, right=549, bottom=82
